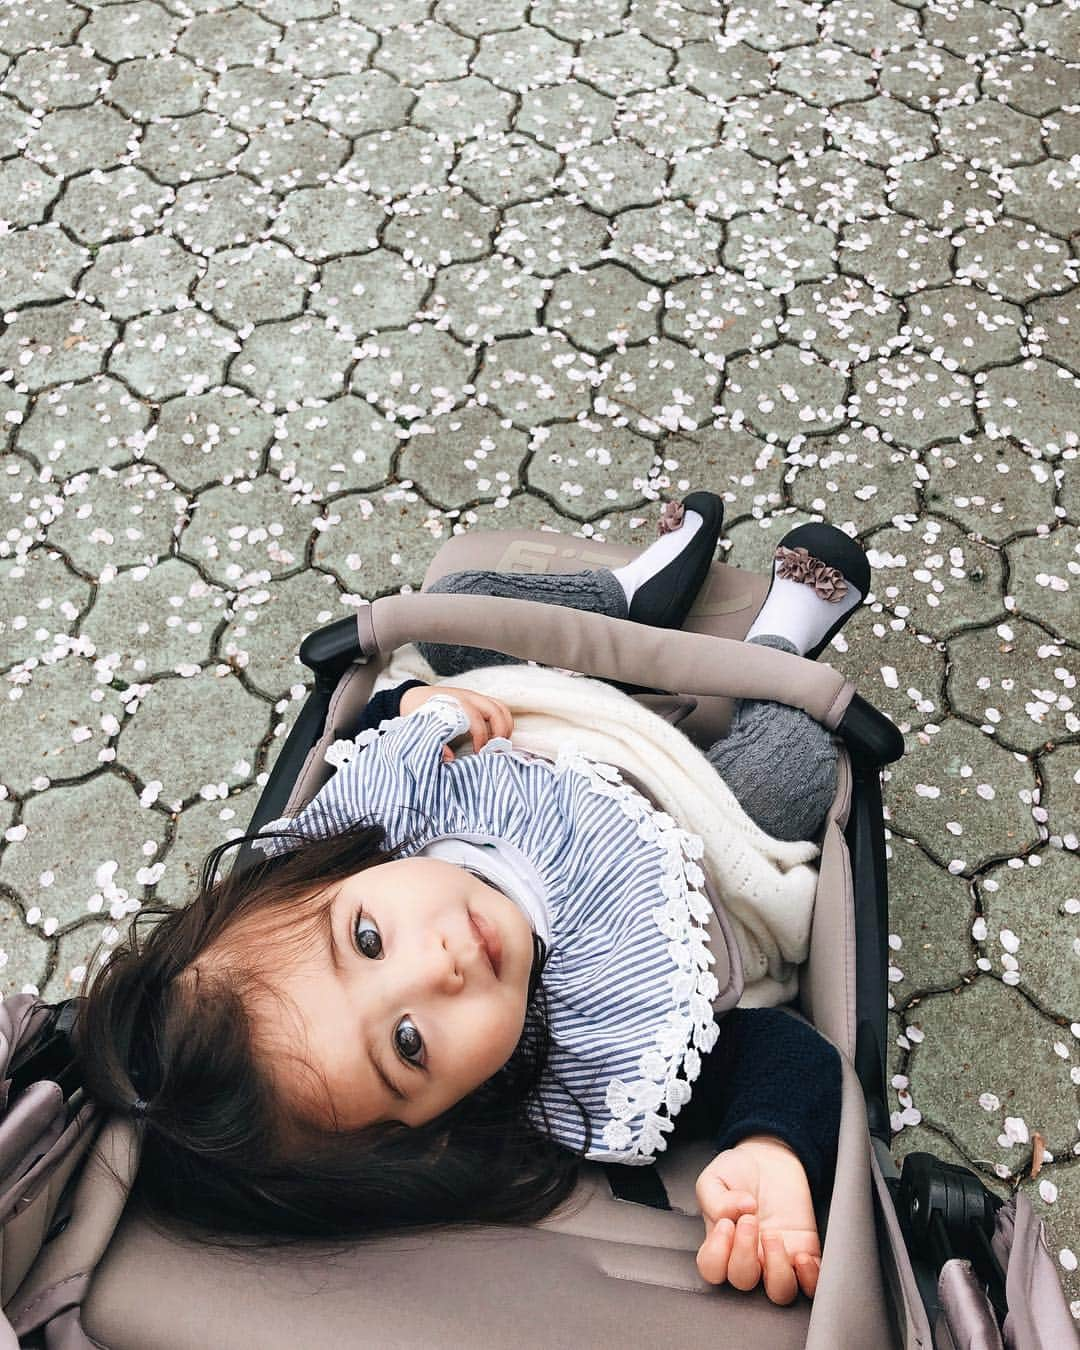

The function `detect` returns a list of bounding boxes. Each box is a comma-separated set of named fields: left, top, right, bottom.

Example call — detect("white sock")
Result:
left=610, top=510, right=705, bottom=607
left=744, top=569, right=863, bottom=656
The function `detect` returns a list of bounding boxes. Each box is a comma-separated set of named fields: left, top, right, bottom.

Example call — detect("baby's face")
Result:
left=256, top=857, right=535, bottom=1129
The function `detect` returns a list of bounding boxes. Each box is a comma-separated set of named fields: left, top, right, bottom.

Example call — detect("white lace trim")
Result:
left=550, top=739, right=721, bottom=1164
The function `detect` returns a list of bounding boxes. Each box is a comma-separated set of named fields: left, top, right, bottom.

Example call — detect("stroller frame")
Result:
left=1, top=527, right=1074, bottom=1350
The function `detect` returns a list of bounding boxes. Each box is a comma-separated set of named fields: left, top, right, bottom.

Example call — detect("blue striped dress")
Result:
left=255, top=695, right=722, bottom=1165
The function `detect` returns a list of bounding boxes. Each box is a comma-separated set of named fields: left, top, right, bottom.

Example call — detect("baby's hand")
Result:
left=399, top=684, right=515, bottom=761
left=695, top=1135, right=821, bottom=1305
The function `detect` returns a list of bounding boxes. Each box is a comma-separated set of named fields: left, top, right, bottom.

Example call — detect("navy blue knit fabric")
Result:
left=350, top=682, right=841, bottom=1197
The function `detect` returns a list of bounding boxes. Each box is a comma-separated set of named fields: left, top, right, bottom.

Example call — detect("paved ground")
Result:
left=1, top=0, right=1077, bottom=1319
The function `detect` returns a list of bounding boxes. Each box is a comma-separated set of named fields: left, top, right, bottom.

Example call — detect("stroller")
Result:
left=0, top=526, right=1074, bottom=1350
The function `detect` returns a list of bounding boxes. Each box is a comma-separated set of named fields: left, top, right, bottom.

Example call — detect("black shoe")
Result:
left=757, top=522, right=871, bottom=660
left=627, top=492, right=725, bottom=629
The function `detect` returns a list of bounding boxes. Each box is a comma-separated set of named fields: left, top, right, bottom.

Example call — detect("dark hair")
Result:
left=75, top=815, right=592, bottom=1250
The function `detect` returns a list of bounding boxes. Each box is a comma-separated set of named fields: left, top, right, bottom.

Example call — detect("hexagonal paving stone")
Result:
left=136, top=112, right=248, bottom=185
left=948, top=618, right=1078, bottom=754
left=954, top=220, right=1076, bottom=305
left=398, top=405, right=529, bottom=507
left=921, top=1, right=1022, bottom=57
left=434, top=0, right=528, bottom=35
left=313, top=488, right=449, bottom=593
left=1022, top=2, right=1080, bottom=57
left=1028, top=289, right=1080, bottom=374
left=628, top=0, right=721, bottom=48
left=638, top=423, right=785, bottom=523
left=723, top=209, right=838, bottom=290
left=1006, top=529, right=1080, bottom=643
left=906, top=978, right=1077, bottom=1164
left=409, top=74, right=515, bottom=141
left=178, top=7, right=278, bottom=67
left=207, top=68, right=311, bottom=135
left=663, top=271, right=783, bottom=361
left=314, top=253, right=431, bottom=333
left=270, top=183, right=384, bottom=263
left=107, top=309, right=237, bottom=403
left=723, top=345, right=848, bottom=440
left=670, top=145, right=780, bottom=222
left=886, top=156, right=1001, bottom=230
left=1, top=226, right=89, bottom=310
left=778, top=149, right=889, bottom=229
left=0, top=159, right=62, bottom=230
left=194, top=242, right=318, bottom=328
left=144, top=390, right=273, bottom=490
left=721, top=508, right=822, bottom=573
left=383, top=188, right=497, bottom=268
left=775, top=43, right=876, bottom=106
left=229, top=315, right=357, bottom=403
left=51, top=166, right=173, bottom=244
left=160, top=175, right=277, bottom=257
left=80, top=0, right=186, bottom=62
left=674, top=40, right=771, bottom=101
left=0, top=654, right=131, bottom=795
left=0, top=457, right=66, bottom=563
left=79, top=236, right=201, bottom=320
left=573, top=32, right=673, bottom=96
left=1040, top=745, right=1079, bottom=858
left=877, top=43, right=979, bottom=111
left=936, top=101, right=1045, bottom=169
left=827, top=97, right=937, bottom=168
left=886, top=717, right=1040, bottom=871
left=474, top=331, right=598, bottom=426
left=840, top=621, right=947, bottom=733
left=821, top=0, right=922, bottom=54
left=781, top=276, right=900, bottom=368
left=273, top=17, right=379, bottom=78
left=515, top=81, right=616, bottom=150
left=427, top=256, right=547, bottom=342
left=907, top=285, right=1025, bottom=373
left=235, top=120, right=352, bottom=193
left=472, top=26, right=576, bottom=91
left=981, top=51, right=1073, bottom=117
left=219, top=568, right=349, bottom=701
left=980, top=359, right=1079, bottom=456
left=494, top=199, right=609, bottom=277
left=996, top=158, right=1080, bottom=241
left=22, top=105, right=135, bottom=179
left=182, top=475, right=319, bottom=588
left=723, top=93, right=828, bottom=165
left=347, top=127, right=455, bottom=199
left=726, top=0, right=820, bottom=48
left=109, top=54, right=212, bottom=121
left=839, top=216, right=954, bottom=296
left=545, top=264, right=660, bottom=354
left=559, top=140, right=668, bottom=215
left=373, top=19, right=474, bottom=86
left=149, top=780, right=265, bottom=908
left=47, top=464, right=184, bottom=579
left=884, top=834, right=975, bottom=999
left=614, top=87, right=722, bottom=158
left=350, top=326, right=476, bottom=422
left=16, top=376, right=152, bottom=479
left=308, top=70, right=414, bottom=138
left=118, top=671, right=270, bottom=809
left=1, top=774, right=168, bottom=941
left=452, top=134, right=563, bottom=207
left=595, top=337, right=719, bottom=435
left=605, top=203, right=721, bottom=283
left=865, top=520, right=1004, bottom=637
left=0, top=549, right=91, bottom=672
left=270, top=397, right=399, bottom=498
left=529, top=0, right=625, bottom=40
left=0, top=897, right=49, bottom=998
left=526, top=419, right=657, bottom=518
left=924, top=438, right=1058, bottom=543
left=81, top=557, right=230, bottom=682
left=785, top=430, right=923, bottom=533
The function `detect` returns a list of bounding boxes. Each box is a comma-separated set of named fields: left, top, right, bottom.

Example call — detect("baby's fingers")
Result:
left=696, top=1217, right=735, bottom=1285
left=795, top=1252, right=821, bottom=1300
left=726, top=1214, right=762, bottom=1292
left=761, top=1233, right=799, bottom=1306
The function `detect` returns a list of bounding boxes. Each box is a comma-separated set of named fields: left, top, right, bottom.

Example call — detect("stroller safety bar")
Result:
left=300, top=601, right=903, bottom=765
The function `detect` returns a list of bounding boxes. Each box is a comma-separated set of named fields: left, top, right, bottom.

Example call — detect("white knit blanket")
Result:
left=376, top=649, right=822, bottom=1007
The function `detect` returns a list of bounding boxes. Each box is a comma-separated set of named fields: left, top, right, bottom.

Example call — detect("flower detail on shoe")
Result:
left=657, top=499, right=685, bottom=536
left=774, top=545, right=849, bottom=602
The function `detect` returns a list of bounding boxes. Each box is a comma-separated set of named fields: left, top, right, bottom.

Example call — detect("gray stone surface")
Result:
left=1, top=0, right=1077, bottom=1315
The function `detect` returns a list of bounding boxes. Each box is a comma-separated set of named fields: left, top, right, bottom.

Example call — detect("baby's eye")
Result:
left=395, top=1017, right=424, bottom=1066
left=353, top=912, right=382, bottom=960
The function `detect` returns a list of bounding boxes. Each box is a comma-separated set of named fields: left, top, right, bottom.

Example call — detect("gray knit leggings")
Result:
left=417, top=568, right=838, bottom=843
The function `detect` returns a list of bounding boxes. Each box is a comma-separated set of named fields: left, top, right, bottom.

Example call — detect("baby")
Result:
left=76, top=497, right=869, bottom=1307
